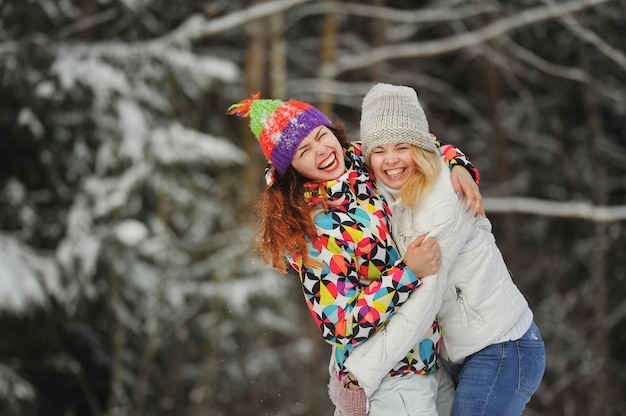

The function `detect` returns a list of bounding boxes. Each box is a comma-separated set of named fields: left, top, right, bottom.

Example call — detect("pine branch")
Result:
left=498, top=36, right=625, bottom=103
left=321, top=0, right=613, bottom=78
left=484, top=196, right=626, bottom=221
left=57, top=0, right=315, bottom=55
left=541, top=0, right=626, bottom=70
left=161, top=0, right=314, bottom=47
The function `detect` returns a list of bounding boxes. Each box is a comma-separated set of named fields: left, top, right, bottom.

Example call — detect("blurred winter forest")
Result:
left=1, top=0, right=625, bottom=415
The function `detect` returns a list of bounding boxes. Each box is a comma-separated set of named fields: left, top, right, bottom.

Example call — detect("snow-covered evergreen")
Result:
left=1, top=0, right=625, bottom=415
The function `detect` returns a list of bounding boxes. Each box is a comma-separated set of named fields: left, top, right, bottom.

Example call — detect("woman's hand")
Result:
left=403, top=235, right=441, bottom=278
left=451, top=166, right=485, bottom=217
left=342, top=373, right=364, bottom=391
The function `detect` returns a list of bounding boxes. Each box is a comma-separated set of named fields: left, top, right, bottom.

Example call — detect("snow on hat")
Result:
left=228, top=92, right=332, bottom=176
left=360, top=83, right=436, bottom=162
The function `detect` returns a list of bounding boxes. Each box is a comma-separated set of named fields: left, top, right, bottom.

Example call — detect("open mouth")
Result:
left=319, top=152, right=338, bottom=170
left=385, top=168, right=406, bottom=178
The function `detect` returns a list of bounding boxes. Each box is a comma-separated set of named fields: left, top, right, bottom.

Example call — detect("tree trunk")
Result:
left=369, top=0, right=386, bottom=82
left=270, top=12, right=287, bottom=100
left=239, top=0, right=269, bottom=217
left=107, top=255, right=127, bottom=416
left=318, top=0, right=338, bottom=116
left=581, top=42, right=610, bottom=415
left=483, top=13, right=519, bottom=272
left=191, top=331, right=217, bottom=416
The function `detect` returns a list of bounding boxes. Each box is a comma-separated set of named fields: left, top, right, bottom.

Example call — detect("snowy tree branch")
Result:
left=541, top=0, right=626, bottom=70
left=498, top=36, right=625, bottom=103
left=606, top=298, right=626, bottom=329
left=0, top=40, right=18, bottom=55
left=321, top=0, right=613, bottom=78
left=57, top=0, right=314, bottom=56
left=288, top=2, right=498, bottom=26
left=484, top=196, right=626, bottom=221
left=56, top=9, right=119, bottom=39
left=160, top=0, right=314, bottom=47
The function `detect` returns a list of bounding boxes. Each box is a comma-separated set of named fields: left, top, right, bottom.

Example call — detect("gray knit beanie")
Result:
left=361, top=83, right=437, bottom=162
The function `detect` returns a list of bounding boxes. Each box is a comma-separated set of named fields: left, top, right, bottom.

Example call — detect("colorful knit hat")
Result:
left=228, top=92, right=332, bottom=175
left=360, top=83, right=436, bottom=162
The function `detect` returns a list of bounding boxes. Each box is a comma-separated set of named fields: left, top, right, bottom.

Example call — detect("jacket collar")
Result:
left=303, top=144, right=360, bottom=206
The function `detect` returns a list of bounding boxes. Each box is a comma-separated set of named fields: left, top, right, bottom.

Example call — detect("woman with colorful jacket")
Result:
left=344, top=83, right=546, bottom=416
left=228, top=93, right=481, bottom=415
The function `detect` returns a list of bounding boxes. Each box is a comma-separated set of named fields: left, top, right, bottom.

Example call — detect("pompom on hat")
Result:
left=360, top=83, right=437, bottom=162
left=228, top=92, right=332, bottom=176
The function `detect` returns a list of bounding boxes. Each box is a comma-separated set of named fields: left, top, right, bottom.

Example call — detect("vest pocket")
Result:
left=452, top=286, right=485, bottom=327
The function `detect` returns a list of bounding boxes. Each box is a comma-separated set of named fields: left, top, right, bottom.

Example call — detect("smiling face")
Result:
left=368, top=143, right=417, bottom=190
left=290, top=125, right=346, bottom=182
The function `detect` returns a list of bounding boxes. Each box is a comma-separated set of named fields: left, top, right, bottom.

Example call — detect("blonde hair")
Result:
left=397, top=146, right=441, bottom=209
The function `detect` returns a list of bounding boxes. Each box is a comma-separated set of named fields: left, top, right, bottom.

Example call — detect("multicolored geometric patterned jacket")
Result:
left=288, top=141, right=477, bottom=378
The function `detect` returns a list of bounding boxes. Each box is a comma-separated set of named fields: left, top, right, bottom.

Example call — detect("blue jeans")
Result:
left=448, top=321, right=546, bottom=416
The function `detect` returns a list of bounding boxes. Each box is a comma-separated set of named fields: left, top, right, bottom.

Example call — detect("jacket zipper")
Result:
left=456, top=287, right=468, bottom=327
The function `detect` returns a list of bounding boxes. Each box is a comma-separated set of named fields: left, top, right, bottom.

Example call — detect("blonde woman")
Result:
left=344, top=83, right=545, bottom=416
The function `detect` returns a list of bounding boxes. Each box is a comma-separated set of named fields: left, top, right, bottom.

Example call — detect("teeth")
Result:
left=386, top=168, right=404, bottom=177
left=319, top=153, right=336, bottom=170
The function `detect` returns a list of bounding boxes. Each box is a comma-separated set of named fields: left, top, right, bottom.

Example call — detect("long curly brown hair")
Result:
left=255, top=122, right=351, bottom=273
